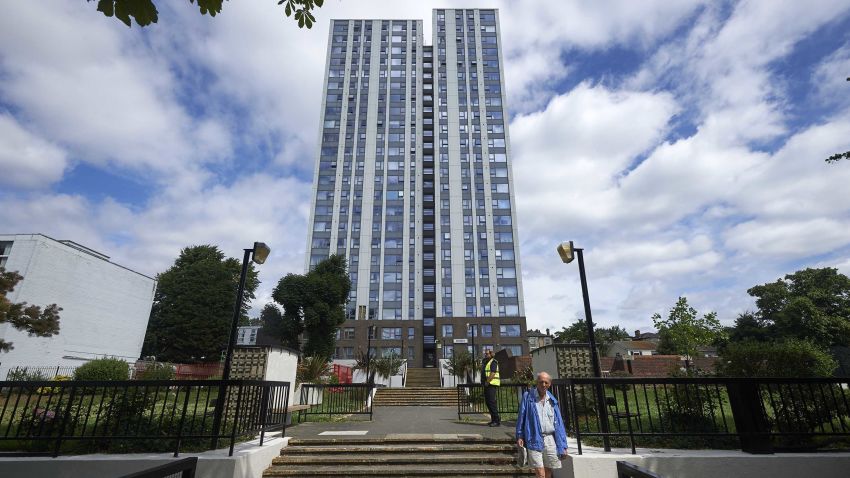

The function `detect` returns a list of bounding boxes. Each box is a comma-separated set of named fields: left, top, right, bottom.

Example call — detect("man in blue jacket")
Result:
left=516, top=371, right=568, bottom=477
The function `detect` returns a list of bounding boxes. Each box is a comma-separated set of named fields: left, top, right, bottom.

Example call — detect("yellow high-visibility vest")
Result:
left=485, top=358, right=500, bottom=386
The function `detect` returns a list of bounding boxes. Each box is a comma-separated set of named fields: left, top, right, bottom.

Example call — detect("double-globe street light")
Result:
left=557, top=240, right=611, bottom=451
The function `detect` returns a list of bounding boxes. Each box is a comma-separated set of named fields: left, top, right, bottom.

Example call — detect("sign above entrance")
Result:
left=453, top=339, right=469, bottom=344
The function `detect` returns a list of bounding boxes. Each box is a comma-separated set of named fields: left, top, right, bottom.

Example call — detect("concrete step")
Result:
left=274, top=452, right=516, bottom=465
left=264, top=464, right=534, bottom=476
left=282, top=444, right=516, bottom=454
left=268, top=436, right=533, bottom=477
left=287, top=437, right=515, bottom=446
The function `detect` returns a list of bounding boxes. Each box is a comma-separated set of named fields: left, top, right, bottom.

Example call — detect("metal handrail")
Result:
left=119, top=457, right=198, bottom=478
left=617, top=461, right=664, bottom=478
left=0, top=379, right=289, bottom=457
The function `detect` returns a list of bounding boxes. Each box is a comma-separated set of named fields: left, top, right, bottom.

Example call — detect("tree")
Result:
left=442, top=349, right=476, bottom=384
left=0, top=268, right=62, bottom=352
left=553, top=319, right=630, bottom=355
left=740, top=268, right=850, bottom=347
left=272, top=254, right=350, bottom=357
left=90, top=0, right=325, bottom=28
left=141, top=245, right=259, bottom=363
left=717, top=339, right=836, bottom=378
left=258, top=302, right=285, bottom=345
left=652, top=297, right=725, bottom=361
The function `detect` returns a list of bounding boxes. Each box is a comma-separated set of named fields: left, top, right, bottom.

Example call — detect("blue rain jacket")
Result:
left=515, top=389, right=569, bottom=453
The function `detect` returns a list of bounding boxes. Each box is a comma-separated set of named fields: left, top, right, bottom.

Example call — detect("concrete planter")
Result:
left=295, top=384, right=323, bottom=405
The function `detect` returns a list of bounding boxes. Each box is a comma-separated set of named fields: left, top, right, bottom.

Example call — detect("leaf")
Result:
left=285, top=2, right=292, bottom=17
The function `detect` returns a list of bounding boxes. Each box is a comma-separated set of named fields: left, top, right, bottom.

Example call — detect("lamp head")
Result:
left=557, top=241, right=575, bottom=264
left=252, top=242, right=271, bottom=264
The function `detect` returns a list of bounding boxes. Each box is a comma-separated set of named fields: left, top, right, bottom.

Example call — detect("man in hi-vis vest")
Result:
left=482, top=349, right=501, bottom=426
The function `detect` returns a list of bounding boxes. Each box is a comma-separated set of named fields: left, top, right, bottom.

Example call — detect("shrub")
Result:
left=136, top=362, right=175, bottom=381
left=717, top=339, right=836, bottom=377
left=511, top=364, right=535, bottom=387
left=296, top=356, right=331, bottom=384
left=73, top=358, right=130, bottom=381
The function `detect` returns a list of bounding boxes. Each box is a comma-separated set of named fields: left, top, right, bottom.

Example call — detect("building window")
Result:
left=0, top=241, right=12, bottom=268
left=481, top=324, right=493, bottom=337
left=342, top=327, right=355, bottom=340
left=500, top=324, right=521, bottom=337
left=504, top=345, right=523, bottom=356
left=382, top=327, right=402, bottom=340
left=442, top=325, right=453, bottom=337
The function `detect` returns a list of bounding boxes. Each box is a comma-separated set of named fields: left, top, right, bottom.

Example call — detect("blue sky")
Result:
left=2, top=1, right=850, bottom=335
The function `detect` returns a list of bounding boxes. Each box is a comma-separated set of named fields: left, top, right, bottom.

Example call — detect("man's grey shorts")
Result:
left=527, top=435, right=562, bottom=469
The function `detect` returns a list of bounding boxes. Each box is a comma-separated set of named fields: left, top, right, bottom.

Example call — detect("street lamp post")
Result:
left=212, top=241, right=270, bottom=448
left=467, top=322, right=477, bottom=383
left=557, top=240, right=611, bottom=451
left=366, top=325, right=374, bottom=385
left=222, top=242, right=271, bottom=381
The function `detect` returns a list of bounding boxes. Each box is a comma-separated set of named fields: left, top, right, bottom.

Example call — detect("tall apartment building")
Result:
left=305, top=9, right=527, bottom=368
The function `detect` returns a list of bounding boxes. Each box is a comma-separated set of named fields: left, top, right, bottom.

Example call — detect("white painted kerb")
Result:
left=555, top=447, right=850, bottom=478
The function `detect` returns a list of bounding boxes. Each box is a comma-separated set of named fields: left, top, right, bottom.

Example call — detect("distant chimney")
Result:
left=635, top=329, right=641, bottom=338
left=545, top=328, right=550, bottom=336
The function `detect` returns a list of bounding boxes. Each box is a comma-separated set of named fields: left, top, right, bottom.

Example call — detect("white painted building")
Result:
left=0, top=234, right=156, bottom=378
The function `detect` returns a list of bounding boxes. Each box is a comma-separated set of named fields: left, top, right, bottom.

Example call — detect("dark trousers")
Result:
left=484, top=385, right=500, bottom=424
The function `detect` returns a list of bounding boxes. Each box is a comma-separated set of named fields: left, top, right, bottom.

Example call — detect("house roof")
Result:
left=616, top=340, right=657, bottom=350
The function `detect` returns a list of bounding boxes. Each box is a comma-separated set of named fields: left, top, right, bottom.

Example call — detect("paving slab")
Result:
left=285, top=406, right=518, bottom=440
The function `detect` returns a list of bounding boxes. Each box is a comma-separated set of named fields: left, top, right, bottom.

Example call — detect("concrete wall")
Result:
left=0, top=234, right=155, bottom=378
left=265, top=347, right=299, bottom=405
left=555, top=451, right=850, bottom=478
left=530, top=345, right=559, bottom=379
left=0, top=435, right=286, bottom=478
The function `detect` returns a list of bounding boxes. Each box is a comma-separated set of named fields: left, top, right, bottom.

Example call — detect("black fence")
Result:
left=554, top=377, right=850, bottom=455
left=6, top=366, right=80, bottom=380
left=297, top=383, right=374, bottom=422
left=456, top=383, right=529, bottom=420
left=119, top=457, right=198, bottom=478
left=0, top=379, right=289, bottom=457
left=617, top=461, right=664, bottom=478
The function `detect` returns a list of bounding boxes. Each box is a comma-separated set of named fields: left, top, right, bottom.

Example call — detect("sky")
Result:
left=2, top=1, right=850, bottom=337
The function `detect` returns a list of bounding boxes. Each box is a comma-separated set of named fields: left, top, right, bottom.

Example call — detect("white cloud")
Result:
left=0, top=114, right=68, bottom=188
left=3, top=0, right=850, bottom=339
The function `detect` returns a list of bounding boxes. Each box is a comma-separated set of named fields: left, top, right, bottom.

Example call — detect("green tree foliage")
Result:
left=553, top=319, right=630, bottom=354
left=141, top=245, right=259, bottom=363
left=90, top=0, right=325, bottom=28
left=442, top=350, right=476, bottom=384
left=296, top=355, right=331, bottom=384
left=258, top=302, right=285, bottom=345
left=0, top=268, right=61, bottom=353
left=737, top=268, right=850, bottom=347
left=272, top=255, right=350, bottom=357
left=653, top=297, right=725, bottom=358
left=372, top=354, right=405, bottom=382
left=717, top=339, right=837, bottom=378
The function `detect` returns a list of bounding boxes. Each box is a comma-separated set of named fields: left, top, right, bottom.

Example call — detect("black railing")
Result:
left=617, top=461, right=664, bottom=478
left=119, top=457, right=198, bottom=478
left=6, top=366, right=80, bottom=380
left=554, top=377, right=850, bottom=455
left=297, top=383, right=374, bottom=422
left=456, top=383, right=529, bottom=420
left=0, top=379, right=289, bottom=457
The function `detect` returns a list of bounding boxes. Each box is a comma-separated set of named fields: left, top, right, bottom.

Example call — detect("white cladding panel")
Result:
left=0, top=234, right=155, bottom=378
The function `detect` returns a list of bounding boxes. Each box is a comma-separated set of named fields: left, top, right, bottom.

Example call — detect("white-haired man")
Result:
left=515, top=372, right=568, bottom=478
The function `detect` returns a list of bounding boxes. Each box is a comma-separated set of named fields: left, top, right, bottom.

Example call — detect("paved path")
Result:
left=286, top=406, right=518, bottom=440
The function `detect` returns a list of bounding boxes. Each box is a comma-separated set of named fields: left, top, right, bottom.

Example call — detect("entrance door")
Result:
left=424, top=351, right=435, bottom=367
